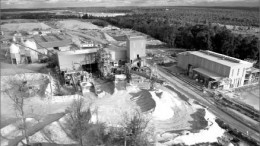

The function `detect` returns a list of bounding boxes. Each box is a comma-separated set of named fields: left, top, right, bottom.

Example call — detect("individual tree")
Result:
left=66, top=98, right=91, bottom=146
left=121, top=110, right=153, bottom=146
left=82, top=14, right=89, bottom=19
left=1, top=76, right=38, bottom=145
left=66, top=98, right=107, bottom=146
left=96, top=48, right=112, bottom=78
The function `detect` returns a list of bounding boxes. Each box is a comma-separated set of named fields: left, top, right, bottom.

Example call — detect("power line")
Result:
left=33, top=39, right=56, bottom=56
left=15, top=42, right=50, bottom=58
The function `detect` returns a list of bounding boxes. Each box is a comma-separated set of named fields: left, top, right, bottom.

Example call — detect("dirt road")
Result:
left=146, top=61, right=260, bottom=143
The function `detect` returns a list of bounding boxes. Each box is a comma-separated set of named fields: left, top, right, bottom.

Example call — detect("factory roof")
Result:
left=187, top=50, right=252, bottom=67
left=113, top=35, right=128, bottom=41
left=105, top=44, right=126, bottom=52
left=33, top=33, right=72, bottom=49
left=57, top=48, right=99, bottom=55
left=127, top=35, right=146, bottom=41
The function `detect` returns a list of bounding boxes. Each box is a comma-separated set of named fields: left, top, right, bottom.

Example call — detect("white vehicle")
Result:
left=114, top=62, right=118, bottom=67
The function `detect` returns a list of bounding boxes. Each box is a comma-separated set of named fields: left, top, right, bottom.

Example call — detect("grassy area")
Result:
left=235, top=85, right=259, bottom=110
left=188, top=108, right=208, bottom=133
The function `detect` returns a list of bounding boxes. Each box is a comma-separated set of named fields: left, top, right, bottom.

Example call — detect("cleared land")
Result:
left=55, top=20, right=101, bottom=30
left=225, top=86, right=260, bottom=110
left=238, top=87, right=259, bottom=110
left=1, top=22, right=51, bottom=31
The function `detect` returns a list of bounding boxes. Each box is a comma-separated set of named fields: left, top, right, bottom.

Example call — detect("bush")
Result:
left=92, top=20, right=109, bottom=27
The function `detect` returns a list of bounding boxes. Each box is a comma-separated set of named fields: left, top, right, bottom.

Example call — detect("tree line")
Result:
left=1, top=12, right=80, bottom=20
left=131, top=6, right=259, bottom=27
left=92, top=14, right=259, bottom=62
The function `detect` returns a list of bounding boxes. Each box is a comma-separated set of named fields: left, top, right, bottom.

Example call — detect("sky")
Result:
left=1, top=0, right=259, bottom=9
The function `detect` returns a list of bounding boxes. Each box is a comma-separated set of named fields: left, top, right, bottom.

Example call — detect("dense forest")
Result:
left=88, top=10, right=259, bottom=62
left=2, top=6, right=259, bottom=26
left=135, top=7, right=258, bottom=26
left=1, top=12, right=79, bottom=20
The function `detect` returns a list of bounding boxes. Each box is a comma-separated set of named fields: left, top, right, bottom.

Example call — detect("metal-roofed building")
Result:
left=33, top=33, right=72, bottom=54
left=177, top=50, right=259, bottom=89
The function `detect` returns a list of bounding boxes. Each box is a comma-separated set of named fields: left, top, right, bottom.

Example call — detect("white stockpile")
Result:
left=161, top=109, right=225, bottom=146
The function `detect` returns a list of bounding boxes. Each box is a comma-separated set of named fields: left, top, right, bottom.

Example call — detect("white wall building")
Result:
left=126, top=36, right=146, bottom=67
left=10, top=43, right=21, bottom=64
left=177, top=50, right=259, bottom=89
left=23, top=39, right=39, bottom=63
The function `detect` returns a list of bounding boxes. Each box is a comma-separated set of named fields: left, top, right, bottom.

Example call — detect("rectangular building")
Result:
left=126, top=36, right=146, bottom=67
left=34, top=33, right=72, bottom=54
left=126, top=36, right=146, bottom=63
left=105, top=45, right=127, bottom=66
left=177, top=50, right=259, bottom=89
left=57, top=48, right=99, bottom=72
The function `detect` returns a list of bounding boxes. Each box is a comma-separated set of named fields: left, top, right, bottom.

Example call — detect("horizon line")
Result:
left=1, top=5, right=259, bottom=10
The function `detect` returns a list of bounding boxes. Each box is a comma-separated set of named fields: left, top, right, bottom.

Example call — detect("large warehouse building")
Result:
left=33, top=33, right=72, bottom=55
left=177, top=50, right=259, bottom=89
left=57, top=35, right=147, bottom=72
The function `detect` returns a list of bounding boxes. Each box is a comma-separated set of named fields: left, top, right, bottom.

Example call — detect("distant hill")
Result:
left=191, top=0, right=259, bottom=8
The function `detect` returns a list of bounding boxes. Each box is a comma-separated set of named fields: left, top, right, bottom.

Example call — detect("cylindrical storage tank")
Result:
left=24, top=39, right=37, bottom=50
left=10, top=43, right=20, bottom=54
left=10, top=43, right=21, bottom=64
left=81, top=82, right=95, bottom=97
left=24, top=39, right=38, bottom=63
left=12, top=36, right=16, bottom=42
left=114, top=74, right=127, bottom=91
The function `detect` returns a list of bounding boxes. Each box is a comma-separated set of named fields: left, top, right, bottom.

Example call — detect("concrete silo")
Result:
left=23, top=39, right=38, bottom=63
left=10, top=43, right=21, bottom=64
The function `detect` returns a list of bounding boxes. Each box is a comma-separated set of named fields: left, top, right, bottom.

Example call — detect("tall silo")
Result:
left=10, top=43, right=21, bottom=64
left=24, top=39, right=38, bottom=63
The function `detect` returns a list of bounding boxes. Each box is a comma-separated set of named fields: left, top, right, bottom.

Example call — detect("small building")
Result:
left=80, top=38, right=95, bottom=48
left=177, top=50, right=259, bottom=89
left=40, top=30, right=51, bottom=35
left=28, top=31, right=39, bottom=35
left=126, top=35, right=146, bottom=67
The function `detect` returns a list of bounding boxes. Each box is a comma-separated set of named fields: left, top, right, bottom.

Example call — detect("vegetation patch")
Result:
left=188, top=108, right=208, bottom=133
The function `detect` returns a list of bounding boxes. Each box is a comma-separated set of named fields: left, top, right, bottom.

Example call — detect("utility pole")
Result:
left=49, top=72, right=53, bottom=114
